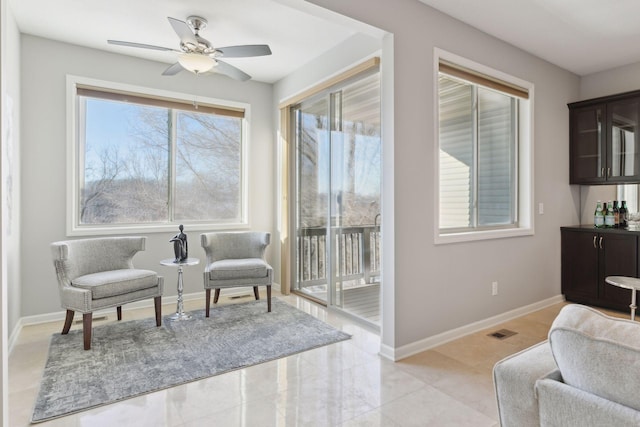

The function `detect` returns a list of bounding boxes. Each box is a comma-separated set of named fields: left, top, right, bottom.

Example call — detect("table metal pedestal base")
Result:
left=160, top=257, right=200, bottom=322
left=170, top=263, right=190, bottom=321
left=169, top=312, right=192, bottom=321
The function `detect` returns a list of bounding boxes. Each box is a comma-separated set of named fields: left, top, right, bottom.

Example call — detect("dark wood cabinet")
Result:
left=599, top=232, right=637, bottom=307
left=562, top=228, right=599, bottom=300
left=570, top=104, right=606, bottom=183
left=607, top=97, right=640, bottom=182
left=561, top=227, right=637, bottom=312
left=569, top=91, right=640, bottom=184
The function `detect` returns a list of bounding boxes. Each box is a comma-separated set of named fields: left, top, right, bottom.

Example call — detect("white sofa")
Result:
left=493, top=304, right=640, bottom=426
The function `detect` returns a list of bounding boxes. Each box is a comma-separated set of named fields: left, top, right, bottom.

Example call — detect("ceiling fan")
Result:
left=108, top=16, right=272, bottom=81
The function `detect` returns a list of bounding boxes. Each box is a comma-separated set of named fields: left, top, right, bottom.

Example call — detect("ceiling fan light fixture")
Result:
left=178, top=52, right=215, bottom=74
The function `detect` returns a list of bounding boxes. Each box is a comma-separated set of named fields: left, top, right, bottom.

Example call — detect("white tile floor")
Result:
left=9, top=293, right=614, bottom=426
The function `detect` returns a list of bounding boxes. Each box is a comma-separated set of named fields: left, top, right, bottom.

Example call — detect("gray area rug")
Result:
left=32, top=298, right=350, bottom=423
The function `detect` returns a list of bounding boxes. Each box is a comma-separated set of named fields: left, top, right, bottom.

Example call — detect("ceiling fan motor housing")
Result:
left=181, top=17, right=217, bottom=54
left=107, top=15, right=271, bottom=80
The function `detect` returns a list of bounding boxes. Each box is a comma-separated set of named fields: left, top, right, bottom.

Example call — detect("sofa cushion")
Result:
left=72, top=269, right=158, bottom=300
left=207, top=258, right=268, bottom=280
left=537, top=377, right=640, bottom=427
left=548, top=304, right=640, bottom=412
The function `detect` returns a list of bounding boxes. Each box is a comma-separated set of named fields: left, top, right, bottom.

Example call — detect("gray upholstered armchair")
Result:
left=51, top=236, right=164, bottom=350
left=200, top=231, right=273, bottom=317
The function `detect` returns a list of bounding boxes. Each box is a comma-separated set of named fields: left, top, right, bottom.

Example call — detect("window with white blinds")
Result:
left=437, top=54, right=532, bottom=241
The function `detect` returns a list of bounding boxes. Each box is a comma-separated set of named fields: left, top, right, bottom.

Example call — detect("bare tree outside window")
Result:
left=175, top=111, right=242, bottom=221
left=78, top=94, right=243, bottom=226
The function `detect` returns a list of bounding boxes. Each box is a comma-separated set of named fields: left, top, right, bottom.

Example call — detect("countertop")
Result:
left=562, top=224, right=640, bottom=234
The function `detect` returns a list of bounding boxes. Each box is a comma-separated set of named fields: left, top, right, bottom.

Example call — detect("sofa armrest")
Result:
left=536, top=377, right=640, bottom=427
left=493, top=341, right=557, bottom=427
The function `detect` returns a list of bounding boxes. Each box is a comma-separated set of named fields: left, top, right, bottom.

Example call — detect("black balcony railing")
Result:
left=297, top=225, right=381, bottom=287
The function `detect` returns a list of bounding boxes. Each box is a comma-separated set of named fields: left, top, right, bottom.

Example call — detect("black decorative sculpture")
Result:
left=170, top=224, right=188, bottom=262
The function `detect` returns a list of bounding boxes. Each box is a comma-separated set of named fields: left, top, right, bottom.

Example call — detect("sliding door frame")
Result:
left=279, top=56, right=380, bottom=302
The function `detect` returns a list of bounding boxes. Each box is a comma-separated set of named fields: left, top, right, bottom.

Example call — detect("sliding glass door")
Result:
left=292, top=71, right=381, bottom=325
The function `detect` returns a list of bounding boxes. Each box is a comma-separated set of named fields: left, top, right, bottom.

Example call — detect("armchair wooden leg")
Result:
left=154, top=296, right=162, bottom=326
left=267, top=285, right=272, bottom=312
left=83, top=313, right=93, bottom=350
left=62, top=310, right=74, bottom=335
left=213, top=288, right=221, bottom=304
left=253, top=286, right=260, bottom=300
left=206, top=289, right=211, bottom=318
left=117, top=306, right=122, bottom=321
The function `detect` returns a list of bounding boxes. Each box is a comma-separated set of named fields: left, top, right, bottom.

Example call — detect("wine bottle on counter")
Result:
left=605, top=201, right=615, bottom=228
left=614, top=200, right=620, bottom=228
left=595, top=200, right=605, bottom=228
left=620, top=200, right=628, bottom=228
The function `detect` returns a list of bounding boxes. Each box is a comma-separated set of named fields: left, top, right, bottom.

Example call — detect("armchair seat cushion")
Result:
left=72, top=269, right=159, bottom=300
left=207, top=258, right=269, bottom=281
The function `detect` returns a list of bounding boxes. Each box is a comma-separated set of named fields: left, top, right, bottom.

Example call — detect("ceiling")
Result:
left=9, top=0, right=375, bottom=84
left=420, top=0, right=640, bottom=76
left=12, top=0, right=640, bottom=82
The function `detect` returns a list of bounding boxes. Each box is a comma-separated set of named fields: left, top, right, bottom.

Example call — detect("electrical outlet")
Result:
left=539, top=203, right=544, bottom=214
left=492, top=281, right=498, bottom=296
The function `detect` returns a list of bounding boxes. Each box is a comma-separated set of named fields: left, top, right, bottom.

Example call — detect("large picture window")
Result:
left=68, top=77, right=248, bottom=234
left=436, top=52, right=533, bottom=243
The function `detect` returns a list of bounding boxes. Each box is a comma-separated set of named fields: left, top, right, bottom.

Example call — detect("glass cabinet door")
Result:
left=570, top=104, right=605, bottom=183
left=608, top=98, right=640, bottom=181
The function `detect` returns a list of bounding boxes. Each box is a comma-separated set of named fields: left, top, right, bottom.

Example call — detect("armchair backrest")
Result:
left=200, top=232, right=270, bottom=263
left=51, top=237, right=146, bottom=284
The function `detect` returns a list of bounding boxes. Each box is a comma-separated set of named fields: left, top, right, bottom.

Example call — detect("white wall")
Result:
left=307, top=0, right=580, bottom=351
left=5, top=2, right=20, bottom=339
left=580, top=62, right=640, bottom=100
left=2, top=0, right=21, bottom=421
left=20, top=35, right=275, bottom=318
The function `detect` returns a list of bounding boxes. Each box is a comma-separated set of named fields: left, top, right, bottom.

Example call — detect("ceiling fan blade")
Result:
left=162, top=62, right=184, bottom=76
left=216, top=44, right=272, bottom=58
left=214, top=60, right=251, bottom=81
left=108, top=40, right=177, bottom=51
left=167, top=17, right=198, bottom=46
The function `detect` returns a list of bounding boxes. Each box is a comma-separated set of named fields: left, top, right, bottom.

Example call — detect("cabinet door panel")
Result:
left=570, top=105, right=605, bottom=184
left=608, top=98, right=640, bottom=182
left=600, top=233, right=636, bottom=307
left=562, top=230, right=598, bottom=300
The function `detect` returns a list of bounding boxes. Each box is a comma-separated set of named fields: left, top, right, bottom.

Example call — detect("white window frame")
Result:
left=433, top=49, right=534, bottom=244
left=66, top=75, right=250, bottom=236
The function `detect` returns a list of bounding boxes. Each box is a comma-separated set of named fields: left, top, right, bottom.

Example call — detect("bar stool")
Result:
left=605, top=276, right=640, bottom=320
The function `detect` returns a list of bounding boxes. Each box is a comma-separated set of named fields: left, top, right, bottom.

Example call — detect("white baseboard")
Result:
left=9, top=282, right=282, bottom=354
left=8, top=318, right=24, bottom=355
left=11, top=284, right=554, bottom=362
left=379, top=294, right=565, bottom=362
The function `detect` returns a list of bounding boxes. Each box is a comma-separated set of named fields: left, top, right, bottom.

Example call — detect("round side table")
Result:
left=605, top=276, right=640, bottom=321
left=160, top=257, right=200, bottom=321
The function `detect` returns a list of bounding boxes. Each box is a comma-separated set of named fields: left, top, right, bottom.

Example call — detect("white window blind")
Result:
left=438, top=69, right=518, bottom=231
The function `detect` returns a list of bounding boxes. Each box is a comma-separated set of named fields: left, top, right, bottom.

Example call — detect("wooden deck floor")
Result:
left=343, top=284, right=380, bottom=324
